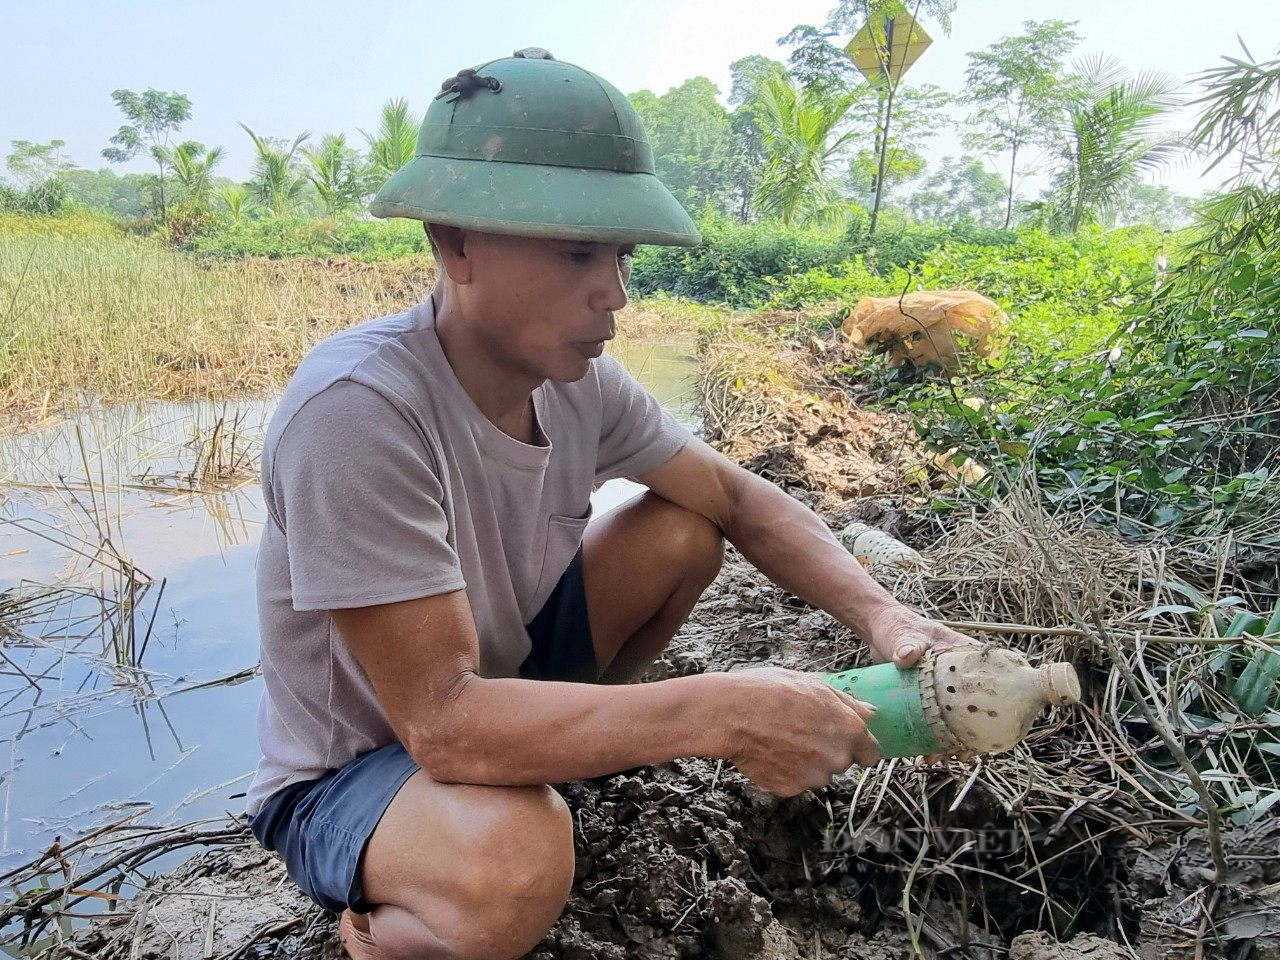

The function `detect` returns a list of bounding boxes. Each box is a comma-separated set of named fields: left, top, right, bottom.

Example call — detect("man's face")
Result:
left=453, top=231, right=634, bottom=384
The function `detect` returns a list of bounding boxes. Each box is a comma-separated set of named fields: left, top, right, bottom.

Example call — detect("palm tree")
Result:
left=362, top=98, right=419, bottom=185
left=239, top=124, right=311, bottom=217
left=160, top=141, right=225, bottom=206
left=303, top=133, right=362, bottom=215
left=215, top=184, right=253, bottom=224
left=753, top=76, right=863, bottom=228
left=1045, top=56, right=1183, bottom=233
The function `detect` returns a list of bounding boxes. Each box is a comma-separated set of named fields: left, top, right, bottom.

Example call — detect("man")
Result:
left=247, top=49, right=973, bottom=960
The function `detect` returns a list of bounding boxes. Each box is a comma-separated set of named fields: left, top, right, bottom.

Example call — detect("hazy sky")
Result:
left=3, top=0, right=1278, bottom=197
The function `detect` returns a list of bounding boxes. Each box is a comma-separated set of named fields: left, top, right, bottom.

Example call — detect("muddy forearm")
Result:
left=723, top=472, right=899, bottom=635
left=410, top=671, right=739, bottom=785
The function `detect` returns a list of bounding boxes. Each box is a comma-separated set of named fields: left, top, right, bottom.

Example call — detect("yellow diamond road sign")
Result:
left=845, top=14, right=933, bottom=84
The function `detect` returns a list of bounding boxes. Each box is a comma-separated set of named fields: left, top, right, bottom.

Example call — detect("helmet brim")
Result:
left=369, top=156, right=701, bottom=247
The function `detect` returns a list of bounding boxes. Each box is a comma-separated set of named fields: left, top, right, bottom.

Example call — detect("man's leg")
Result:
left=343, top=492, right=721, bottom=959
left=342, top=774, right=574, bottom=960
left=581, top=490, right=725, bottom=683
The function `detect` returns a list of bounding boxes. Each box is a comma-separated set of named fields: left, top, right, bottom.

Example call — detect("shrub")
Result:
left=185, top=215, right=428, bottom=261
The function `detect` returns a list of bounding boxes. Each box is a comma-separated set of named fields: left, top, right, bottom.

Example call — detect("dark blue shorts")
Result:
left=248, top=549, right=597, bottom=914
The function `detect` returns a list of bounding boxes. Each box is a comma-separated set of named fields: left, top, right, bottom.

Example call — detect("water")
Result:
left=0, top=342, right=698, bottom=875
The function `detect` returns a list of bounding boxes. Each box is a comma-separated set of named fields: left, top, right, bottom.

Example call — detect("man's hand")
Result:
left=862, top=604, right=980, bottom=669
left=724, top=667, right=880, bottom=797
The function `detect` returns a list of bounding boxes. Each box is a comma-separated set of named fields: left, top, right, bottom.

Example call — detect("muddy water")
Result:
left=0, top=342, right=697, bottom=873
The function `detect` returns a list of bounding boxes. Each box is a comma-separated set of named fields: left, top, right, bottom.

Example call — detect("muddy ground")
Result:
left=66, top=336, right=1280, bottom=960
left=68, top=542, right=1280, bottom=960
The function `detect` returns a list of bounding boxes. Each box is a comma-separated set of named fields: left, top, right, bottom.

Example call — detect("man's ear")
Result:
left=427, top=224, right=472, bottom=284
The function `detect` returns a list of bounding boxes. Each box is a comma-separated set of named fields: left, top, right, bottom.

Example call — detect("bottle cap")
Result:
left=1041, top=663, right=1081, bottom=706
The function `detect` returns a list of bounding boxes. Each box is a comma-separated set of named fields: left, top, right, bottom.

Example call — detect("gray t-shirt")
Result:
left=247, top=296, right=690, bottom=815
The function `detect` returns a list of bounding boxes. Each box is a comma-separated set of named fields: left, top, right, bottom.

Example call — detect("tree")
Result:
left=848, top=145, right=926, bottom=207
left=844, top=82, right=950, bottom=205
left=61, top=169, right=147, bottom=218
left=630, top=78, right=734, bottom=214
left=1183, top=43, right=1280, bottom=265
left=303, top=133, right=365, bottom=215
left=101, top=88, right=192, bottom=220
left=6, top=139, right=76, bottom=189
left=730, top=55, right=790, bottom=108
left=159, top=141, right=225, bottom=207
left=1045, top=56, right=1183, bottom=233
left=1112, top=183, right=1194, bottom=230
left=961, top=20, right=1082, bottom=229
left=240, top=124, right=311, bottom=217
left=726, top=56, right=790, bottom=219
left=906, top=155, right=1008, bottom=226
left=779, top=24, right=863, bottom=101
left=215, top=184, right=254, bottom=224
left=753, top=75, right=866, bottom=227
left=363, top=99, right=419, bottom=185
left=822, top=0, right=959, bottom=234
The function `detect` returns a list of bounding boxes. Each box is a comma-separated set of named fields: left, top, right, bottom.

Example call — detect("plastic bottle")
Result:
left=837, top=522, right=926, bottom=574
left=820, top=646, right=1081, bottom=758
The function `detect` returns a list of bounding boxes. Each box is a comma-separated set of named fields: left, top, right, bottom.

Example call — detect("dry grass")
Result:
left=696, top=312, right=1280, bottom=954
left=0, top=222, right=724, bottom=423
left=0, top=222, right=434, bottom=418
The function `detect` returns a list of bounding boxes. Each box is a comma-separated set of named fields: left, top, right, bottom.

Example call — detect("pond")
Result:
left=0, top=341, right=698, bottom=876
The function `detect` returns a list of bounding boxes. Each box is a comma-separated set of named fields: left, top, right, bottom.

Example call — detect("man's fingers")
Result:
left=834, top=691, right=877, bottom=721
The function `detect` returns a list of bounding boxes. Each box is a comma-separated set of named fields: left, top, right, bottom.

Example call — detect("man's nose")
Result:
left=589, top=254, right=629, bottom=313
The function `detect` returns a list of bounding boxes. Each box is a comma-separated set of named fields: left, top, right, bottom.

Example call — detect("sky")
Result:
left=3, top=0, right=1279, bottom=198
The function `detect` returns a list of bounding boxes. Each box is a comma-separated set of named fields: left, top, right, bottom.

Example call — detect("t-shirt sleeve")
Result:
left=265, top=380, right=465, bottom=611
left=593, top=353, right=692, bottom=482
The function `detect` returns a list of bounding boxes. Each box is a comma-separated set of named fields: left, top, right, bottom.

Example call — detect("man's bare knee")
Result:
left=665, top=499, right=727, bottom=591
left=437, top=785, right=574, bottom=959
left=656, top=497, right=724, bottom=588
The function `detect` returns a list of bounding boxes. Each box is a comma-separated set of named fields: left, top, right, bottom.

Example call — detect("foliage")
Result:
left=214, top=184, right=254, bottom=224
left=183, top=214, right=429, bottom=261
left=753, top=76, right=867, bottom=227
left=0, top=179, right=71, bottom=216
left=631, top=217, right=855, bottom=304
left=779, top=24, right=864, bottom=101
left=630, top=215, right=1019, bottom=307
left=1041, top=56, right=1183, bottom=233
left=362, top=98, right=419, bottom=185
left=101, top=88, right=193, bottom=219
left=240, top=125, right=312, bottom=217
left=61, top=169, right=147, bottom=218
left=890, top=54, right=1280, bottom=540
left=5, top=139, right=76, bottom=189
left=631, top=79, right=735, bottom=214
left=158, top=141, right=225, bottom=207
left=1113, top=184, right=1194, bottom=231
left=906, top=155, right=1007, bottom=227
left=961, top=19, right=1082, bottom=229
left=845, top=83, right=951, bottom=208
left=725, top=57, right=790, bottom=219
left=302, top=133, right=365, bottom=215
left=825, top=0, right=957, bottom=37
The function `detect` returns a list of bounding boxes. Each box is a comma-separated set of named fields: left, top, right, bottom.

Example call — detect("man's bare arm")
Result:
left=635, top=439, right=974, bottom=664
left=330, top=591, right=876, bottom=794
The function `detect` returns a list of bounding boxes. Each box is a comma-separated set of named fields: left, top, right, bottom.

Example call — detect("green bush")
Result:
left=630, top=218, right=852, bottom=305
left=185, top=215, right=428, bottom=261
left=630, top=215, right=1019, bottom=308
left=896, top=237, right=1280, bottom=539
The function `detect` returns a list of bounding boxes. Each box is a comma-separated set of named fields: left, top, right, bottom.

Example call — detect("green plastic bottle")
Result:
left=821, top=647, right=1080, bottom=758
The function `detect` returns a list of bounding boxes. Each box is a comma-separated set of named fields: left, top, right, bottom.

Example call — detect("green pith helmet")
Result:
left=370, top=49, right=700, bottom=247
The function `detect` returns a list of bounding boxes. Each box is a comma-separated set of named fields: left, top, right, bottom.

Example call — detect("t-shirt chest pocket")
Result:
left=527, top=504, right=593, bottom=622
